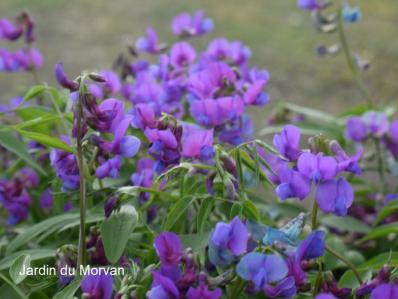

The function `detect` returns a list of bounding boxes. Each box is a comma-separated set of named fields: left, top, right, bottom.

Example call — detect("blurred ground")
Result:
left=0, top=0, right=397, bottom=132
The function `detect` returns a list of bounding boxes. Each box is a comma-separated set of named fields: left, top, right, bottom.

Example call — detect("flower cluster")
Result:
left=148, top=232, right=222, bottom=299
left=261, top=125, right=362, bottom=216
left=0, top=168, right=38, bottom=224
left=346, top=111, right=398, bottom=158
left=0, top=12, right=43, bottom=72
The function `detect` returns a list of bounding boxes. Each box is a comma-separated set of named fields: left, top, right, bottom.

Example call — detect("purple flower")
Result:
left=187, top=281, right=222, bottom=299
left=330, top=141, right=362, bottom=175
left=315, top=177, right=354, bottom=216
left=0, top=18, right=23, bottom=40
left=131, top=158, right=155, bottom=202
left=148, top=272, right=179, bottom=299
left=236, top=252, right=288, bottom=289
left=362, top=111, right=389, bottom=137
left=263, top=276, right=296, bottom=298
left=389, top=119, right=398, bottom=142
left=190, top=97, right=245, bottom=127
left=315, top=294, right=337, bottom=299
left=273, top=125, right=301, bottom=161
left=295, top=230, right=325, bottom=261
left=40, top=189, right=53, bottom=211
left=170, top=42, right=196, bottom=68
left=208, top=217, right=249, bottom=266
left=96, top=155, right=123, bottom=179
left=136, top=28, right=165, bottom=54
left=275, top=167, right=311, bottom=201
left=370, top=284, right=398, bottom=299
left=130, top=103, right=157, bottom=130
left=171, top=11, right=213, bottom=38
left=244, top=80, right=269, bottom=106
left=181, top=124, right=213, bottom=160
left=297, top=0, right=321, bottom=10
left=154, top=232, right=183, bottom=267
left=297, top=153, right=338, bottom=183
left=80, top=272, right=113, bottom=299
left=54, top=63, right=79, bottom=91
left=345, top=117, right=368, bottom=142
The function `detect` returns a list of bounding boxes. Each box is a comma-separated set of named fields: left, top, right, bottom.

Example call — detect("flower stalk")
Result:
left=76, top=81, right=87, bottom=269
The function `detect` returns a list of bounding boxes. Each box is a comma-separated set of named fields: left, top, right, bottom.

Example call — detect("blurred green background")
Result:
left=1, top=0, right=397, bottom=131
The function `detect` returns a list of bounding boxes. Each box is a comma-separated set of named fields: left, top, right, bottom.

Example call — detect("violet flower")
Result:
left=96, top=155, right=123, bottom=179
left=148, top=272, right=179, bottom=299
left=345, top=116, right=368, bottom=142
left=55, top=62, right=79, bottom=91
left=370, top=284, right=398, bottom=299
left=171, top=10, right=213, bottom=38
left=186, top=280, right=222, bottom=299
left=170, top=42, right=196, bottom=68
left=154, top=232, right=183, bottom=267
left=297, top=0, right=322, bottom=10
left=273, top=125, right=302, bottom=161
left=208, top=217, right=249, bottom=267
left=136, top=28, right=165, bottom=54
left=181, top=124, right=214, bottom=161
left=40, top=189, right=53, bottom=211
left=80, top=272, right=113, bottom=299
left=0, top=18, right=23, bottom=40
left=315, top=294, right=337, bottom=299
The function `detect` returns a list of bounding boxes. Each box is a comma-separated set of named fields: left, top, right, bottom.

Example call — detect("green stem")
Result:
left=325, top=245, right=363, bottom=284
left=311, top=201, right=319, bottom=230
left=312, top=262, right=323, bottom=297
left=374, top=138, right=386, bottom=194
left=337, top=6, right=372, bottom=106
left=76, top=88, right=87, bottom=269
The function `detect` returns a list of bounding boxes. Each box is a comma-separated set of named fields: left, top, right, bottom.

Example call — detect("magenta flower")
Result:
left=181, top=124, right=214, bottom=160
left=0, top=18, right=23, bottom=40
left=130, top=103, right=157, bottom=130
left=171, top=10, right=213, bottom=38
left=170, top=41, right=196, bottom=68
left=243, top=79, right=269, bottom=106
left=80, top=272, right=113, bottom=299
left=297, top=0, right=321, bottom=10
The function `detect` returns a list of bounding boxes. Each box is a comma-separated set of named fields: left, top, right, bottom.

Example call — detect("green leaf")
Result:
left=15, top=129, right=73, bottom=152
left=101, top=205, right=138, bottom=264
left=361, top=252, right=398, bottom=269
left=0, top=273, right=28, bottom=299
left=9, top=255, right=31, bottom=284
left=14, top=114, right=60, bottom=131
left=197, top=197, right=215, bottom=233
left=358, top=222, right=398, bottom=243
left=180, top=232, right=210, bottom=252
left=320, top=215, right=371, bottom=234
left=230, top=202, right=242, bottom=219
left=6, top=213, right=79, bottom=254
left=338, top=268, right=372, bottom=289
left=0, top=128, right=46, bottom=175
left=0, top=249, right=55, bottom=271
left=375, top=200, right=398, bottom=224
left=242, top=200, right=260, bottom=221
left=163, top=196, right=196, bottom=231
left=21, top=85, right=46, bottom=105
left=52, top=279, right=81, bottom=299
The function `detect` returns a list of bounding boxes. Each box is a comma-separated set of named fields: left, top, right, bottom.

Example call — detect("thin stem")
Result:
left=325, top=245, right=363, bottom=284
left=337, top=6, right=372, bottom=106
left=76, top=89, right=87, bottom=269
left=311, top=201, right=319, bottom=230
left=374, top=138, right=386, bottom=194
left=312, top=262, right=323, bottom=297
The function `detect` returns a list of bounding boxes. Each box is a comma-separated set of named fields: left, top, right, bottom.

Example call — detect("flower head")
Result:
left=80, top=272, right=113, bottom=299
left=171, top=11, right=213, bottom=38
